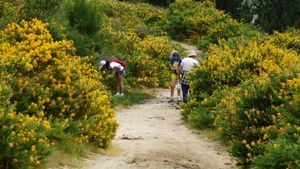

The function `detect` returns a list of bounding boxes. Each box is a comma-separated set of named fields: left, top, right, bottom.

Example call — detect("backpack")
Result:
left=111, top=58, right=126, bottom=67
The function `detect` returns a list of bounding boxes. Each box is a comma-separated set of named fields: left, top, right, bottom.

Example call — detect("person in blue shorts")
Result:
left=99, top=59, right=126, bottom=96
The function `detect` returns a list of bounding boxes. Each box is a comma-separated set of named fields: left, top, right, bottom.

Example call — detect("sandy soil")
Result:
left=51, top=89, right=236, bottom=169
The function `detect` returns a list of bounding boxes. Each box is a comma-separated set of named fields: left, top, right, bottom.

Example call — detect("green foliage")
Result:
left=21, top=0, right=63, bottom=21
left=255, top=0, right=300, bottom=32
left=62, top=0, right=105, bottom=56
left=253, top=139, right=300, bottom=169
left=167, top=0, right=260, bottom=49
left=216, top=0, right=300, bottom=32
left=183, top=33, right=300, bottom=166
left=0, top=0, right=22, bottom=29
left=66, top=0, right=103, bottom=36
left=112, top=89, right=154, bottom=107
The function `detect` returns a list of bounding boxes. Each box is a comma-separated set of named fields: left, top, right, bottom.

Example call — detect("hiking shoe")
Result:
left=168, top=98, right=174, bottom=102
left=177, top=97, right=181, bottom=101
left=115, top=92, right=120, bottom=96
left=120, top=93, right=124, bottom=96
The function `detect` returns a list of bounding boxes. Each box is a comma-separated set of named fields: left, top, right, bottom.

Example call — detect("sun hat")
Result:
left=187, top=50, right=197, bottom=57
left=99, top=60, right=106, bottom=69
left=170, top=50, right=179, bottom=58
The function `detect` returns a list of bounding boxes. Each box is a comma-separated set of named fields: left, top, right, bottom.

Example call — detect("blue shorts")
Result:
left=120, top=69, right=125, bottom=76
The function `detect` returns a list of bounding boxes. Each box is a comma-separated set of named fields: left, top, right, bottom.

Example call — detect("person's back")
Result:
left=180, top=51, right=199, bottom=103
left=99, top=58, right=126, bottom=96
left=181, top=57, right=199, bottom=72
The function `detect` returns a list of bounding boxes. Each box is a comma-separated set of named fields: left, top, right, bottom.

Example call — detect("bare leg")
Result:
left=119, top=75, right=124, bottom=94
left=170, top=76, right=176, bottom=98
left=115, top=75, right=120, bottom=94
left=176, top=78, right=181, bottom=98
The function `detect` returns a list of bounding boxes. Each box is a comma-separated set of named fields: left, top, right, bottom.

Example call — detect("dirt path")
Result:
left=172, top=41, right=203, bottom=59
left=58, top=89, right=235, bottom=169
left=47, top=43, right=236, bottom=169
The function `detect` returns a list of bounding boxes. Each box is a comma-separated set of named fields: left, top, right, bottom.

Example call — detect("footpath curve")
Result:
left=49, top=89, right=235, bottom=169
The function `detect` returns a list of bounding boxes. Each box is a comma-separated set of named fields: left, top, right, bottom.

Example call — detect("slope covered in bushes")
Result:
left=0, top=19, right=117, bottom=169
left=176, top=1, right=300, bottom=168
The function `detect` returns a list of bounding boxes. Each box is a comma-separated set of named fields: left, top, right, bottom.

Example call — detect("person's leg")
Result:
left=176, top=87, right=181, bottom=101
left=176, top=77, right=181, bottom=100
left=120, top=75, right=124, bottom=95
left=115, top=74, right=120, bottom=95
left=170, top=74, right=176, bottom=100
left=182, top=83, right=189, bottom=103
left=119, top=69, right=125, bottom=96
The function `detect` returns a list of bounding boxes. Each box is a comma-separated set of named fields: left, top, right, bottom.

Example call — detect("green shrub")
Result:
left=66, top=0, right=103, bottom=36
left=254, top=139, right=300, bottom=169
left=0, top=0, right=22, bottom=29
left=21, top=0, right=63, bottom=21
left=167, top=0, right=260, bottom=49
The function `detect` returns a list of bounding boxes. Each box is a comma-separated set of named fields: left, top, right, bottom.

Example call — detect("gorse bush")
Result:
left=183, top=34, right=300, bottom=166
left=94, top=0, right=179, bottom=88
left=167, top=0, right=260, bottom=48
left=269, top=28, right=300, bottom=54
left=0, top=19, right=117, bottom=168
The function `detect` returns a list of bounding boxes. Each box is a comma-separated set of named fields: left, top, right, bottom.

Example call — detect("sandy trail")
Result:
left=68, top=89, right=235, bottom=169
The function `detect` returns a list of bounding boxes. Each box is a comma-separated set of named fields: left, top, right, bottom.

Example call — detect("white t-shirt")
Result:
left=109, top=62, right=124, bottom=71
left=181, top=57, right=199, bottom=71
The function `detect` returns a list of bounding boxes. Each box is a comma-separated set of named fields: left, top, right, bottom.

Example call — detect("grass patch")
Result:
left=112, top=89, right=154, bottom=107
left=41, top=139, right=98, bottom=169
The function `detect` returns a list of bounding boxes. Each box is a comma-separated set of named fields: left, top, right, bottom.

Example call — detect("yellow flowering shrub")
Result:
left=168, top=0, right=259, bottom=48
left=183, top=36, right=300, bottom=166
left=102, top=0, right=167, bottom=37
left=98, top=1, right=180, bottom=87
left=128, top=36, right=179, bottom=87
left=0, top=82, right=52, bottom=169
left=0, top=19, right=117, bottom=168
left=269, top=29, right=300, bottom=54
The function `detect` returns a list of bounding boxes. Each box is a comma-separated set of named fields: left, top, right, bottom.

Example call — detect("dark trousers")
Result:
left=182, top=83, right=189, bottom=103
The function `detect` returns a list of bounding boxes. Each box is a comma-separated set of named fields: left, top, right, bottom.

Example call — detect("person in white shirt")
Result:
left=99, top=59, right=125, bottom=96
left=179, top=51, right=199, bottom=103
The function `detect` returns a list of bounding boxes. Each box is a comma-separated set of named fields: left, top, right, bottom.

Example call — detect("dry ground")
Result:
left=48, top=89, right=236, bottom=169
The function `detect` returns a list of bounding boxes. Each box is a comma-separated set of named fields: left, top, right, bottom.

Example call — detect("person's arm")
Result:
left=169, top=58, right=175, bottom=71
left=179, top=63, right=183, bottom=74
left=179, top=59, right=184, bottom=73
left=114, top=67, right=121, bottom=78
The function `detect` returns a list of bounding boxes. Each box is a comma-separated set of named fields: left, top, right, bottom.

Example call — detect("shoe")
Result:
left=177, top=97, right=181, bottom=101
left=120, top=93, right=124, bottom=96
left=168, top=98, right=174, bottom=102
left=115, top=92, right=120, bottom=96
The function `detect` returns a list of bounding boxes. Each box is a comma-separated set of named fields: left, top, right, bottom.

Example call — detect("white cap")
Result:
left=99, top=60, right=106, bottom=69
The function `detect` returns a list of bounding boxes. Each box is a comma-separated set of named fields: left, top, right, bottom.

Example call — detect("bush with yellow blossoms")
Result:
left=0, top=19, right=117, bottom=168
left=268, top=28, right=300, bottom=54
left=0, top=81, right=52, bottom=169
left=167, top=0, right=260, bottom=48
left=97, top=1, right=180, bottom=88
left=183, top=35, right=300, bottom=167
